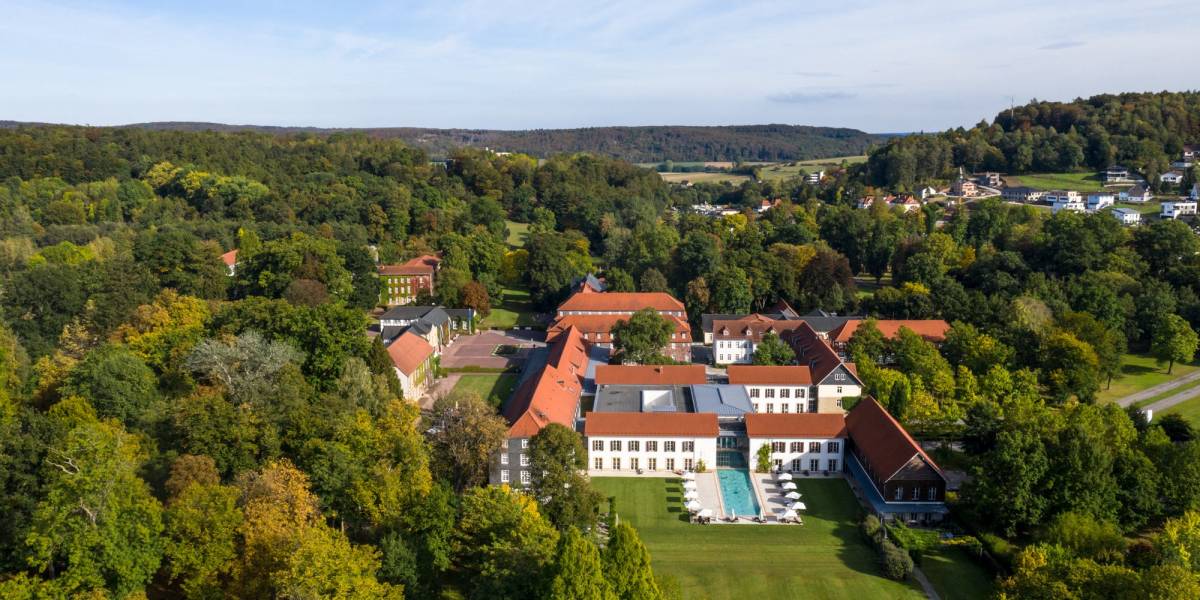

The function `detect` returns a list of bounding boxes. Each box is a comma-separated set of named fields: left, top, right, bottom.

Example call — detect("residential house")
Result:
left=386, top=331, right=435, bottom=400
left=804, top=171, right=825, bottom=184
left=378, top=254, right=441, bottom=306
left=1001, top=186, right=1045, bottom=203
left=1184, top=145, right=1199, bottom=160
left=891, top=195, right=921, bottom=213
left=712, top=314, right=805, bottom=365
left=1086, top=192, right=1114, bottom=212
left=1104, top=165, right=1134, bottom=183
left=845, top=397, right=947, bottom=523
left=1162, top=201, right=1198, bottom=220
left=975, top=172, right=1002, bottom=188
left=918, top=186, right=939, bottom=200
left=1047, top=190, right=1085, bottom=214
left=784, top=323, right=864, bottom=409
left=745, top=413, right=847, bottom=474
left=950, top=177, right=977, bottom=198
left=1111, top=208, right=1142, bottom=226
left=547, top=313, right=692, bottom=363
left=1163, top=171, right=1187, bottom=185
left=856, top=196, right=876, bottom=210
left=1119, top=185, right=1153, bottom=203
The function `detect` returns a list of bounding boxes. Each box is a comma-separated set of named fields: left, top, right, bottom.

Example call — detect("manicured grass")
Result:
left=592, top=477, right=925, bottom=600
left=1096, top=353, right=1200, bottom=404
left=921, top=544, right=996, bottom=600
left=1112, top=201, right=1163, bottom=215
left=481, top=285, right=537, bottom=329
left=1134, top=377, right=1200, bottom=408
left=1165, top=395, right=1200, bottom=424
left=505, top=220, right=529, bottom=248
left=1006, top=172, right=1108, bottom=192
left=451, top=373, right=519, bottom=408
left=659, top=171, right=751, bottom=185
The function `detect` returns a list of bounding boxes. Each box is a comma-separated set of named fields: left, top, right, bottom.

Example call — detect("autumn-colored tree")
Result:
left=461, top=280, right=492, bottom=317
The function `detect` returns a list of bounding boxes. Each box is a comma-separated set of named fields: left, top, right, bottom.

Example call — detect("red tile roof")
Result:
left=220, top=249, right=238, bottom=267
left=502, top=326, right=589, bottom=438
left=547, top=314, right=691, bottom=343
left=379, top=254, right=441, bottom=276
left=584, top=412, right=718, bottom=437
left=726, top=365, right=813, bottom=385
left=829, top=320, right=951, bottom=343
left=594, top=365, right=707, bottom=386
left=386, top=331, right=435, bottom=376
left=846, top=397, right=943, bottom=482
left=744, top=413, right=847, bottom=438
left=557, top=291, right=685, bottom=313
left=712, top=314, right=804, bottom=342
left=783, top=322, right=853, bottom=383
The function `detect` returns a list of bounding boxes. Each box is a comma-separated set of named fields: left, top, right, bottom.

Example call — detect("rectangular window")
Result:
left=610, top=440, right=622, bottom=452
left=520, top=454, right=529, bottom=466
left=630, top=457, right=639, bottom=471
left=612, top=458, right=621, bottom=470
left=520, top=471, right=530, bottom=484
left=912, top=486, right=920, bottom=500
left=780, top=388, right=790, bottom=398
left=771, top=442, right=785, bottom=452
left=894, top=486, right=903, bottom=500
left=836, top=386, right=843, bottom=394
left=750, top=388, right=760, bottom=398
left=828, top=459, right=838, bottom=472
left=808, top=442, right=821, bottom=453
left=500, top=453, right=509, bottom=465
left=827, top=441, right=840, bottom=453
left=646, top=441, right=657, bottom=452
left=684, top=458, right=693, bottom=471
left=781, top=404, right=789, bottom=414
left=682, top=441, right=694, bottom=452
left=809, top=459, right=819, bottom=471
left=664, top=441, right=676, bottom=452
left=629, top=441, right=640, bottom=452
left=753, top=404, right=759, bottom=412
left=790, top=442, right=802, bottom=453
left=666, top=458, right=675, bottom=471
left=767, top=404, right=774, bottom=413
left=765, top=388, right=775, bottom=398
left=796, top=388, right=805, bottom=398
left=592, top=440, right=603, bottom=451
left=808, top=400, right=817, bottom=413
left=928, top=487, right=938, bottom=501
left=648, top=458, right=657, bottom=471
left=594, top=457, right=603, bottom=470
left=521, top=439, right=529, bottom=449
left=791, top=459, right=802, bottom=471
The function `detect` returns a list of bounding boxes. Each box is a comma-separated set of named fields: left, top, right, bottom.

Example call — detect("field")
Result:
left=1005, top=172, right=1108, bottom=192
left=450, top=373, right=519, bottom=408
left=505, top=220, right=529, bottom=247
left=1096, top=353, right=1200, bottom=404
left=758, top=155, right=867, bottom=182
left=592, top=477, right=926, bottom=600
left=658, top=171, right=750, bottom=185
left=1111, top=201, right=1162, bottom=215
left=1164, top=395, right=1200, bottom=424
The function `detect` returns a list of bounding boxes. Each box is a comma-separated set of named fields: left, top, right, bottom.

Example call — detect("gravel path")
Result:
left=1116, top=369, right=1200, bottom=407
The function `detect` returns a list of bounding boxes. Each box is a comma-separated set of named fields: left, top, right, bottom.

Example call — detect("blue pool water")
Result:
left=717, top=469, right=761, bottom=517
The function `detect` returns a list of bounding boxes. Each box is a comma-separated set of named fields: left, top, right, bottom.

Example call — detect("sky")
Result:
left=1, top=0, right=1198, bottom=132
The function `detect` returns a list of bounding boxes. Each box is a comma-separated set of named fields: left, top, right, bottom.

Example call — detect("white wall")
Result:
left=714, top=339, right=753, bottom=364
left=748, top=436, right=845, bottom=473
left=746, top=384, right=814, bottom=414
left=816, top=383, right=860, bottom=413
left=587, top=435, right=718, bottom=473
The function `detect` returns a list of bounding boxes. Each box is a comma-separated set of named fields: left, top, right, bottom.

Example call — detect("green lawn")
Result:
left=481, top=285, right=537, bottom=329
left=451, top=373, right=519, bottom=408
left=592, top=477, right=925, bottom=600
left=921, top=545, right=996, bottom=600
left=759, top=156, right=868, bottom=182
left=1006, top=172, right=1108, bottom=192
left=1111, top=201, right=1162, bottom=215
left=505, top=220, right=529, bottom=248
left=659, top=171, right=750, bottom=185
left=1096, top=353, right=1200, bottom=404
left=1164, top=395, right=1200, bottom=424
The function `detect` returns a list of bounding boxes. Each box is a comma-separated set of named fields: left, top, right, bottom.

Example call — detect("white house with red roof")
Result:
left=386, top=331, right=435, bottom=400
left=220, top=249, right=238, bottom=276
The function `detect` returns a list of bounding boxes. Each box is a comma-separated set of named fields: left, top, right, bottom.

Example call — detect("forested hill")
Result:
left=865, top=90, right=1200, bottom=189
left=0, top=120, right=886, bottom=163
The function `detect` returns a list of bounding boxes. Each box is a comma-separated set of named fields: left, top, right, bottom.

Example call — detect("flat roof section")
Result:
left=691, top=384, right=753, bottom=416
left=593, top=385, right=690, bottom=413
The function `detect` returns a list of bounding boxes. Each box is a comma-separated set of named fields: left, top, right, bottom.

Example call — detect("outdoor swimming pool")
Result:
left=717, top=469, right=761, bottom=517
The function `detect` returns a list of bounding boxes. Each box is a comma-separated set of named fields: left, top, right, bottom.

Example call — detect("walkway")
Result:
left=912, top=566, right=941, bottom=600
left=1115, top=369, right=1200, bottom=407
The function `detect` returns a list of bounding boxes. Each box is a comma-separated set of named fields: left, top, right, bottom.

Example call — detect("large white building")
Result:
left=1163, top=201, right=1198, bottom=220
left=585, top=413, right=719, bottom=474
left=745, top=413, right=847, bottom=474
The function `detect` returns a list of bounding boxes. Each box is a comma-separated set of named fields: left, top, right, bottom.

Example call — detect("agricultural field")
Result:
left=758, top=155, right=867, bottom=181
left=658, top=171, right=750, bottom=185
left=1004, top=172, right=1109, bottom=192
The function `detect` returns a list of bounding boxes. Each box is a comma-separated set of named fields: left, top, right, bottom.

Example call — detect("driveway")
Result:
left=440, top=330, right=545, bottom=370
left=1116, top=370, right=1200, bottom=407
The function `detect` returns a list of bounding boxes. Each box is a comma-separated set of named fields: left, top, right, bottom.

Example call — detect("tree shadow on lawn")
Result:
left=1122, top=363, right=1158, bottom=376
left=833, top=518, right=907, bottom=583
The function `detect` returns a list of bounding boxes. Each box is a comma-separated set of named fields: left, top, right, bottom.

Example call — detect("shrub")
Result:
left=861, top=515, right=883, bottom=545
left=695, top=459, right=707, bottom=473
left=755, top=444, right=772, bottom=473
left=881, top=540, right=914, bottom=580
left=980, top=533, right=1017, bottom=570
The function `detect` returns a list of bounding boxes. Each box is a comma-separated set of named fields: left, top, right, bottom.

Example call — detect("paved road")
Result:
left=1115, top=369, right=1200, bottom=407
left=1141, top=384, right=1200, bottom=417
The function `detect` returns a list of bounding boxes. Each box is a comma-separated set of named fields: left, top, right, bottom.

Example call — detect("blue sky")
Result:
left=2, top=0, right=1197, bottom=132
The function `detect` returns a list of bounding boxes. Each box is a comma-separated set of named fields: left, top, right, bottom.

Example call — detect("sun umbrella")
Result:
left=684, top=490, right=699, bottom=500
left=781, top=481, right=797, bottom=490
left=777, top=472, right=793, bottom=481
left=785, top=491, right=801, bottom=500
left=683, top=480, right=697, bottom=490
left=793, top=501, right=807, bottom=510
left=682, top=471, right=696, bottom=480
left=780, top=509, right=797, bottom=520
left=686, top=500, right=702, bottom=512
left=698, top=508, right=714, bottom=518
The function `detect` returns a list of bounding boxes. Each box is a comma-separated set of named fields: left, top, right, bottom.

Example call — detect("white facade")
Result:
left=748, top=436, right=845, bottom=474
left=1162, top=201, right=1198, bottom=220
left=745, top=384, right=814, bottom=414
left=1191, top=183, right=1200, bottom=201
left=586, top=435, right=718, bottom=474
left=1051, top=199, right=1086, bottom=214
left=1086, top=193, right=1114, bottom=212
left=714, top=339, right=754, bottom=364
left=1111, top=208, right=1141, bottom=226
left=804, top=170, right=824, bottom=184
left=1162, top=171, right=1185, bottom=184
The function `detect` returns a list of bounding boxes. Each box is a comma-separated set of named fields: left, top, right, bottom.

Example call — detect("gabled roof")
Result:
left=379, top=305, right=440, bottom=322
left=547, top=314, right=691, bottom=339
left=220, top=249, right=238, bottom=267
left=726, top=365, right=813, bottom=385
left=502, top=326, right=588, bottom=438
left=744, top=413, right=848, bottom=438
left=829, top=320, right=950, bottom=344
left=846, top=397, right=944, bottom=483
left=712, top=314, right=803, bottom=342
left=594, top=365, right=707, bottom=386
left=557, top=291, right=685, bottom=313
left=584, top=412, right=718, bottom=437
left=386, top=331, right=434, bottom=376
left=379, top=254, right=440, bottom=276
left=783, top=322, right=860, bottom=384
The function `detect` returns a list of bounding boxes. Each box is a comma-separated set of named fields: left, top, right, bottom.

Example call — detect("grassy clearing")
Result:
left=1096, top=353, right=1200, bottom=404
left=505, top=220, right=529, bottom=248
left=759, top=156, right=868, bottom=182
left=921, top=544, right=996, bottom=600
left=592, top=477, right=925, bottom=600
left=1112, top=201, right=1162, bottom=215
left=659, top=171, right=750, bottom=185
left=450, top=373, right=519, bottom=408
left=482, top=285, right=537, bottom=329
left=1164, top=395, right=1200, bottom=424
left=1006, top=172, right=1108, bottom=192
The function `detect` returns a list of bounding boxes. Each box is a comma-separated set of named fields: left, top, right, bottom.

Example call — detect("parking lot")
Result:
left=439, top=329, right=545, bottom=370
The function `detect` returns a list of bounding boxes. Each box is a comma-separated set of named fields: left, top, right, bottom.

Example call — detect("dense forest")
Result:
left=4, top=91, right=1200, bottom=598
left=866, top=90, right=1200, bottom=190
left=0, top=121, right=887, bottom=163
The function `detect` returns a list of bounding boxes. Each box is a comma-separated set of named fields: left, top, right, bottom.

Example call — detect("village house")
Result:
left=378, top=305, right=474, bottom=349
left=950, top=177, right=977, bottom=197
left=1162, top=171, right=1186, bottom=185
left=1183, top=145, right=1199, bottom=160
left=1046, top=190, right=1084, bottom=214
left=220, top=249, right=238, bottom=276
left=1086, top=192, right=1114, bottom=212
left=1104, top=165, right=1134, bottom=183
left=378, top=254, right=441, bottom=306
left=1001, top=186, right=1045, bottom=203
left=845, top=398, right=948, bottom=523
left=1111, top=207, right=1142, bottom=226
left=1119, top=184, right=1153, bottom=203
left=918, top=186, right=939, bottom=200
left=1162, top=200, right=1198, bottom=220
left=712, top=314, right=805, bottom=365
left=975, top=172, right=1002, bottom=188
left=891, top=195, right=921, bottom=213
left=804, top=171, right=824, bottom=184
